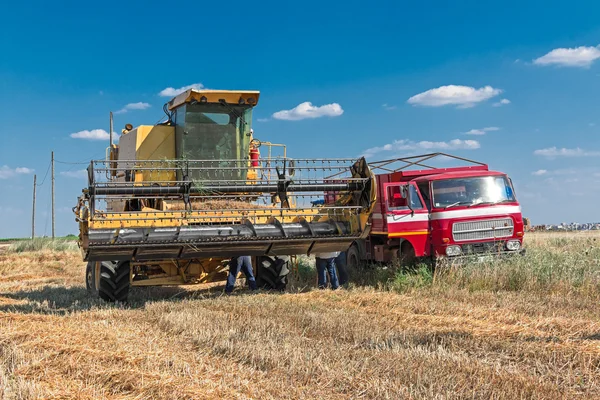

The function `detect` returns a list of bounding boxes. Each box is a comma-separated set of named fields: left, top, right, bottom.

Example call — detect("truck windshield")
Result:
left=431, top=176, right=516, bottom=208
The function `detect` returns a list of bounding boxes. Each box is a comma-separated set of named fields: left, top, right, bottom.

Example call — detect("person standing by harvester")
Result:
left=225, top=256, right=258, bottom=294
left=315, top=251, right=340, bottom=290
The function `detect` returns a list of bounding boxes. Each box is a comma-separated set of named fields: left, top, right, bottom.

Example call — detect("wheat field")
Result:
left=0, top=232, right=599, bottom=399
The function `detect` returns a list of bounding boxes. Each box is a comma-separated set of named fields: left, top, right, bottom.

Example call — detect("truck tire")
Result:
left=398, top=241, right=416, bottom=267
left=256, top=256, right=289, bottom=291
left=85, top=261, right=98, bottom=296
left=99, top=261, right=131, bottom=302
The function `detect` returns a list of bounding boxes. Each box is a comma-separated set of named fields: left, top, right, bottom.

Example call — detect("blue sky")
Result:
left=1, top=0, right=600, bottom=237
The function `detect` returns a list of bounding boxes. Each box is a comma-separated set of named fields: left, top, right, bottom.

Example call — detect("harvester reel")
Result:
left=256, top=256, right=289, bottom=291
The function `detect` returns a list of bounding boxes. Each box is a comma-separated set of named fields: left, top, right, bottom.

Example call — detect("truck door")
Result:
left=383, top=182, right=430, bottom=256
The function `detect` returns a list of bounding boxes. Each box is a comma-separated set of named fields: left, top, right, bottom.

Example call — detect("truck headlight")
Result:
left=506, top=240, right=521, bottom=251
left=446, top=245, right=462, bottom=256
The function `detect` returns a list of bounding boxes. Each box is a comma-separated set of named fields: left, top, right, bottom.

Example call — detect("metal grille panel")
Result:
left=452, top=218, right=514, bottom=242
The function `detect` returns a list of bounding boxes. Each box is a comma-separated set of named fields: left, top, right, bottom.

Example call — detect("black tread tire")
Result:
left=256, top=256, right=289, bottom=291
left=398, top=241, right=417, bottom=267
left=346, top=245, right=361, bottom=280
left=98, top=261, right=131, bottom=302
left=86, top=261, right=98, bottom=296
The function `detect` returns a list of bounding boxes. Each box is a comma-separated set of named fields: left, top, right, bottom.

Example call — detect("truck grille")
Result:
left=452, top=218, right=514, bottom=242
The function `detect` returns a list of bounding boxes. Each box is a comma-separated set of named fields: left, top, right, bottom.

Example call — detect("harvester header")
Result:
left=78, top=156, right=374, bottom=262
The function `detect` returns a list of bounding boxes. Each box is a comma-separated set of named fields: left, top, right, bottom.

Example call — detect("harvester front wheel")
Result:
left=99, top=261, right=131, bottom=302
left=256, top=256, right=289, bottom=291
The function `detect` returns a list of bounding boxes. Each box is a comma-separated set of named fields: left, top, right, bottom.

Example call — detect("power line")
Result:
left=55, top=160, right=90, bottom=165
left=36, top=161, right=51, bottom=186
left=55, top=152, right=106, bottom=165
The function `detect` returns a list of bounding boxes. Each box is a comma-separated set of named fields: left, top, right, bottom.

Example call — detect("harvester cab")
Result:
left=74, top=89, right=377, bottom=302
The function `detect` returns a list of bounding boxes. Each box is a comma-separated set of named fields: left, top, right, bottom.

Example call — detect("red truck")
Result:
left=343, top=153, right=526, bottom=268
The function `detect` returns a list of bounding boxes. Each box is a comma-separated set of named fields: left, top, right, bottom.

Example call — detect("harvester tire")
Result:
left=256, top=256, right=289, bottom=291
left=346, top=245, right=361, bottom=277
left=98, top=261, right=131, bottom=302
left=85, top=261, right=98, bottom=296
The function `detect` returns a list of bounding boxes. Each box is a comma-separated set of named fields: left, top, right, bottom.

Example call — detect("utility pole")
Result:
left=32, top=174, right=36, bottom=239
left=109, top=111, right=114, bottom=147
left=51, top=151, right=55, bottom=239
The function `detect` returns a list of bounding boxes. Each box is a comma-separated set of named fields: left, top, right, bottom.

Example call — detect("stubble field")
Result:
left=0, top=232, right=599, bottom=399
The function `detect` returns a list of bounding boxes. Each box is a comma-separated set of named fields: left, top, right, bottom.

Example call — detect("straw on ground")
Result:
left=0, top=232, right=599, bottom=399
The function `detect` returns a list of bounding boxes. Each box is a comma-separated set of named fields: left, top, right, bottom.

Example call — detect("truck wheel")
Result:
left=256, top=256, right=289, bottom=291
left=99, top=261, right=131, bottom=302
left=85, top=261, right=99, bottom=296
left=398, top=242, right=416, bottom=267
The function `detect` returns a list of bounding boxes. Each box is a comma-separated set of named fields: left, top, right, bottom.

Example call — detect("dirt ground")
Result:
left=0, top=233, right=599, bottom=399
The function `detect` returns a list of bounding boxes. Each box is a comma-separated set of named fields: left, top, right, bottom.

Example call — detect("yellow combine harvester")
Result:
left=73, top=89, right=376, bottom=301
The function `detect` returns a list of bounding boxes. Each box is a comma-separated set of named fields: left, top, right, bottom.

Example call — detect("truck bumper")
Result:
left=440, top=248, right=526, bottom=264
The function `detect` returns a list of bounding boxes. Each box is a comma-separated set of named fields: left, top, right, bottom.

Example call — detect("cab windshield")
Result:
left=174, top=103, right=253, bottom=181
left=431, top=176, right=516, bottom=209
left=175, top=103, right=252, bottom=162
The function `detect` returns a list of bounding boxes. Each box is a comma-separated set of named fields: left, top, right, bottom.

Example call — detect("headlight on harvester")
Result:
left=446, top=245, right=462, bottom=256
left=506, top=240, right=521, bottom=251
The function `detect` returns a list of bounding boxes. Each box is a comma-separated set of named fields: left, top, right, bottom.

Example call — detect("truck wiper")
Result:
left=470, top=201, right=496, bottom=207
left=471, top=199, right=512, bottom=207
left=445, top=201, right=471, bottom=209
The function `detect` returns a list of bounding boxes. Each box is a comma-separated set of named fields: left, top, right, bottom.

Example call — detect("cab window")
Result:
left=409, top=185, right=424, bottom=209
left=387, top=185, right=407, bottom=210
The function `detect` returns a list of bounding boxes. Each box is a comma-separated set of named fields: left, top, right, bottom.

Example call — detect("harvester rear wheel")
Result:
left=346, top=245, right=361, bottom=279
left=85, top=261, right=98, bottom=296
left=256, top=256, right=289, bottom=291
left=99, top=261, right=131, bottom=302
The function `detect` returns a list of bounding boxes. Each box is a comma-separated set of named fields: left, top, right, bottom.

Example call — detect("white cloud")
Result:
left=534, top=147, right=600, bottom=157
left=532, top=169, right=547, bottom=176
left=0, top=206, right=23, bottom=215
left=256, top=118, right=270, bottom=122
left=0, top=166, right=34, bottom=179
left=464, top=126, right=500, bottom=136
left=493, top=98, right=511, bottom=107
left=407, top=85, right=502, bottom=108
left=533, top=45, right=600, bottom=68
left=70, top=129, right=111, bottom=141
left=60, top=170, right=88, bottom=179
left=272, top=102, right=344, bottom=121
left=362, top=138, right=480, bottom=159
left=382, top=103, right=397, bottom=111
left=159, top=83, right=204, bottom=97
left=114, top=102, right=151, bottom=114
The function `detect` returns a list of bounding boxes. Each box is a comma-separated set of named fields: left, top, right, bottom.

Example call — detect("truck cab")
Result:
left=348, top=153, right=525, bottom=266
